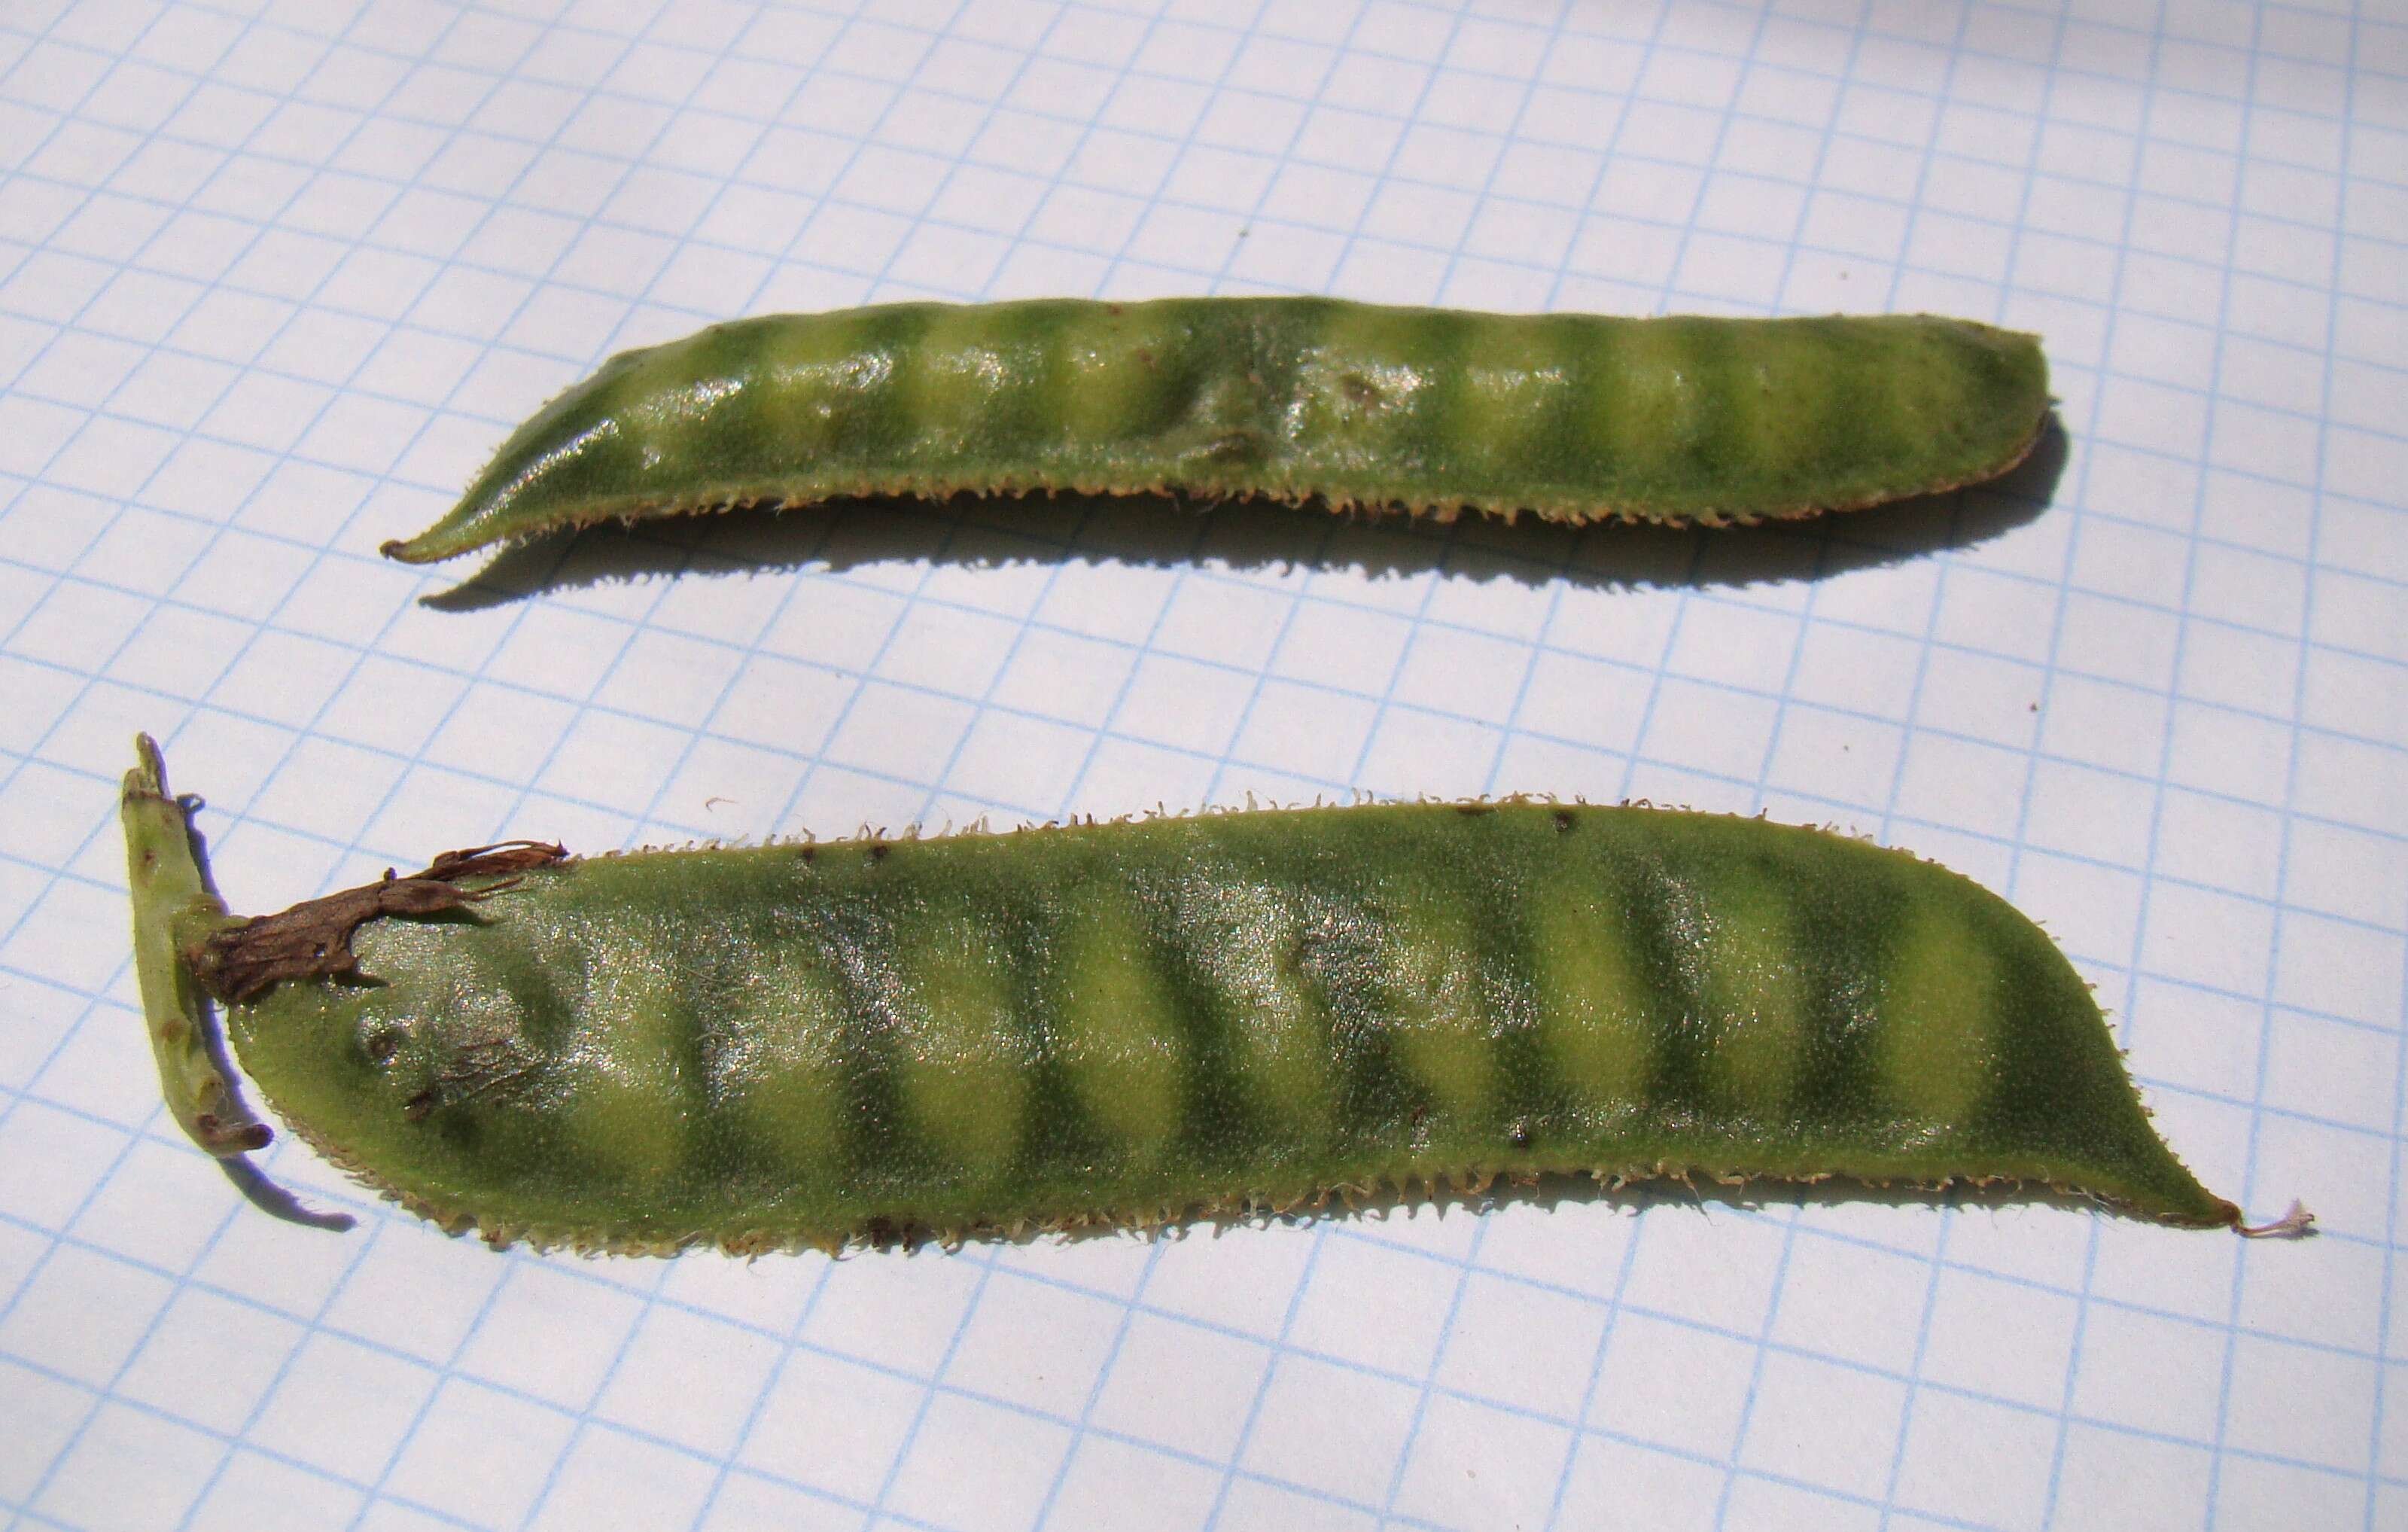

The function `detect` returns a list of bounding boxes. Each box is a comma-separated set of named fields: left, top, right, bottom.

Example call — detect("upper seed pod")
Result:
left=382, top=300, right=2050, bottom=564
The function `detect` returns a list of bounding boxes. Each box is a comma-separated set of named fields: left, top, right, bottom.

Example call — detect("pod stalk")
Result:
left=120, top=735, right=270, bottom=1157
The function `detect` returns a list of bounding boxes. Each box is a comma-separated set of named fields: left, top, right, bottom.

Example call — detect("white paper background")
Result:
left=1, top=2, right=2403, bottom=1530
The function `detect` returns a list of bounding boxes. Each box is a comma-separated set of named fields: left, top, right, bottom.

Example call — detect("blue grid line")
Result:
left=31, top=0, right=2400, bottom=208
left=0, top=0, right=428, bottom=1274
left=17, top=135, right=2342, bottom=312
left=1605, top=17, right=1800, bottom=1528
left=8, top=77, right=2394, bottom=383
left=5, top=803, right=397, bottom=1485
left=683, top=1253, right=840, bottom=1532
left=1112, top=2, right=1415, bottom=1521
left=155, top=0, right=728, bottom=998
left=500, top=1256, right=683, bottom=1532
left=363, top=0, right=2408, bottom=106
left=607, top=0, right=974, bottom=863
left=1713, top=0, right=1877, bottom=855
left=2154, top=14, right=2280, bottom=1530
left=2027, top=0, right=2187, bottom=1521
left=8, top=401, right=2402, bottom=675
left=9, top=669, right=2403, bottom=1033
left=317, top=1226, right=519, bottom=1532
left=11, top=714, right=2403, bottom=1061
left=15, top=908, right=2401, bottom=1217
left=859, top=1243, right=1006, bottom=1530
left=798, top=19, right=1220, bottom=1521
left=6, top=1166, right=2399, bottom=1433
left=1876, top=0, right=2078, bottom=1521
left=1308, top=0, right=1596, bottom=825
left=14, top=948, right=2403, bottom=1276
left=11, top=132, right=2404, bottom=422
left=140, top=0, right=2408, bottom=112
left=3, top=6, right=596, bottom=1526
left=2372, top=967, right=2408, bottom=1530
left=1376, top=1212, right=1492, bottom=1529
left=7, top=539, right=2408, bottom=843
left=2210, top=2, right=2366, bottom=1527
left=0, top=168, right=453, bottom=1014
left=9, top=3, right=2388, bottom=322
left=867, top=184, right=1137, bottom=839
left=1469, top=0, right=1633, bottom=800
left=736, top=12, right=1035, bottom=845
left=0, top=1222, right=2397, bottom=1530
left=1024, top=1239, right=1169, bottom=1532
left=1536, top=1195, right=1648, bottom=1532
left=0, top=0, right=268, bottom=763
left=6, top=559, right=2403, bottom=865
left=1199, top=1218, right=1337, bottom=1532
left=547, top=8, right=1020, bottom=1531
left=2364, top=19, right=2405, bottom=1457
left=1554, top=2, right=1816, bottom=1518
left=1, top=370, right=2389, bottom=641
left=226, top=4, right=868, bottom=1525
left=5, top=1180, right=2394, bottom=1506
left=1173, top=1, right=1379, bottom=821
left=5, top=35, right=543, bottom=1149
left=1751, top=0, right=1982, bottom=1519
left=1320, top=11, right=1516, bottom=1515
left=972, top=0, right=1228, bottom=824
left=5, top=99, right=2408, bottom=484
left=1325, top=0, right=1490, bottom=796
left=96, top=2, right=796, bottom=1522
left=577, top=20, right=991, bottom=1532
left=1126, top=41, right=1473, bottom=1482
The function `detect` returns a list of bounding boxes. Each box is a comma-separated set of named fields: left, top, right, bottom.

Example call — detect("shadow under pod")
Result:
left=218, top=1153, right=358, bottom=1234
left=416, top=415, right=2069, bottom=614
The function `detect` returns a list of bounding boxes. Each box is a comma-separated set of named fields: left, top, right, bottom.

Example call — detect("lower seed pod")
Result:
left=123, top=736, right=2294, bottom=1253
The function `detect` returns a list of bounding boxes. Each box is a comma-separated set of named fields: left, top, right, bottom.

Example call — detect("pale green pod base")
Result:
left=115, top=739, right=2297, bottom=1257
left=120, top=736, right=268, bottom=1157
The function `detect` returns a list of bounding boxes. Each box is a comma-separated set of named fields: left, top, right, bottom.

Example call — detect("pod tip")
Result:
left=2236, top=1200, right=2315, bottom=1239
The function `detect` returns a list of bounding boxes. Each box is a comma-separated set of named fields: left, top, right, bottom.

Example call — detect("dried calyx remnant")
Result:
left=191, top=842, right=566, bottom=1002
left=125, top=736, right=2309, bottom=1254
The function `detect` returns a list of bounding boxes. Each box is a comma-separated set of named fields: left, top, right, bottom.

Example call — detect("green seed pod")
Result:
left=124, top=737, right=2288, bottom=1253
left=380, top=300, right=2050, bottom=564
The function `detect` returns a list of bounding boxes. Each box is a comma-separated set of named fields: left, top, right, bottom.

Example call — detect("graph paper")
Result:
left=2, top=0, right=2401, bottom=1528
